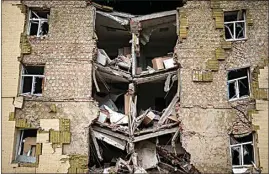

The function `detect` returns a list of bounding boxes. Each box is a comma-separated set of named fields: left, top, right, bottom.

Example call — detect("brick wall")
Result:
left=176, top=1, right=268, bottom=172
left=252, top=67, right=268, bottom=173
left=2, top=0, right=99, bottom=173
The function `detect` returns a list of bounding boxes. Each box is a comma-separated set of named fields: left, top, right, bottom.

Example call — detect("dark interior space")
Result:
left=95, top=12, right=131, bottom=58
left=18, top=129, right=37, bottom=156
left=30, top=22, right=39, bottom=36
left=89, top=136, right=127, bottom=168
left=227, top=67, right=250, bottom=99
left=136, top=79, right=177, bottom=114
left=22, top=77, right=33, bottom=93
left=23, top=66, right=44, bottom=75
left=22, top=66, right=44, bottom=94
left=29, top=9, right=50, bottom=36
left=138, top=22, right=177, bottom=70
left=230, top=134, right=254, bottom=165
left=230, top=134, right=253, bottom=144
left=93, top=81, right=129, bottom=114
left=228, top=67, right=248, bottom=80
left=34, top=77, right=43, bottom=94
left=92, top=0, right=183, bottom=15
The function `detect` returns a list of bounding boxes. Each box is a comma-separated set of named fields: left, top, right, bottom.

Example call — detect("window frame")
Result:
left=229, top=134, right=256, bottom=168
left=14, top=129, right=37, bottom=164
left=27, top=9, right=49, bottom=37
left=20, top=66, right=45, bottom=96
left=224, top=11, right=247, bottom=41
left=227, top=68, right=251, bottom=101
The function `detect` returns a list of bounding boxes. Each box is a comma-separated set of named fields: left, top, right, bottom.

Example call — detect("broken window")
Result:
left=227, top=67, right=250, bottom=101
left=230, top=133, right=255, bottom=167
left=28, top=9, right=50, bottom=37
left=224, top=10, right=246, bottom=41
left=14, top=129, right=38, bottom=163
left=20, top=66, right=45, bottom=96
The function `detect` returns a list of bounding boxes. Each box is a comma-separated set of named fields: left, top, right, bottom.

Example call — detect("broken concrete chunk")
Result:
left=168, top=115, right=178, bottom=122
left=135, top=140, right=158, bottom=169
left=124, top=93, right=131, bottom=115
left=147, top=66, right=155, bottom=74
left=152, top=56, right=173, bottom=70
left=103, top=167, right=116, bottom=174
left=93, top=131, right=126, bottom=150
left=100, top=98, right=118, bottom=112
left=134, top=167, right=147, bottom=173
left=97, top=111, right=109, bottom=123
left=154, top=114, right=161, bottom=120
left=163, top=58, right=175, bottom=69
left=104, top=105, right=128, bottom=125
left=97, top=49, right=111, bottom=66
left=13, top=96, right=24, bottom=108
left=142, top=111, right=155, bottom=125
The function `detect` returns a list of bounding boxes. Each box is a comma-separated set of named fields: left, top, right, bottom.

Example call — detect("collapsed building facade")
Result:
left=2, top=0, right=268, bottom=173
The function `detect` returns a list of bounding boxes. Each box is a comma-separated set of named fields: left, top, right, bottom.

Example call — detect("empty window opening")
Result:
left=230, top=133, right=255, bottom=167
left=14, top=129, right=38, bottom=163
left=227, top=67, right=250, bottom=101
left=20, top=66, right=45, bottom=96
left=28, top=9, right=50, bottom=37
left=92, top=0, right=184, bottom=15
left=224, top=10, right=246, bottom=41
left=136, top=79, right=177, bottom=123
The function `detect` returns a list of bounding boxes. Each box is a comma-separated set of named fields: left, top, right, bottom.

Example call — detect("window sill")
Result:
left=19, top=93, right=42, bottom=97
left=27, top=35, right=49, bottom=41
left=228, top=96, right=250, bottom=102
left=225, top=38, right=247, bottom=42
left=232, top=165, right=253, bottom=168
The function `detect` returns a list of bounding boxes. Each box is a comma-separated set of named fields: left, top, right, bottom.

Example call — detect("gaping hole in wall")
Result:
left=14, top=129, right=38, bottom=163
left=135, top=13, right=178, bottom=73
left=90, top=3, right=191, bottom=173
left=89, top=132, right=127, bottom=169
left=92, top=0, right=184, bottom=15
left=224, top=10, right=246, bottom=40
left=94, top=2, right=179, bottom=76
left=95, top=11, right=132, bottom=72
left=136, top=79, right=178, bottom=127
left=227, top=67, right=250, bottom=101
left=93, top=81, right=129, bottom=117
left=21, top=66, right=45, bottom=96
left=230, top=133, right=254, bottom=166
left=28, top=9, right=50, bottom=37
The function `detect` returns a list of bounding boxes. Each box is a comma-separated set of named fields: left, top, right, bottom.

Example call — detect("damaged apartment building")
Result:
left=2, top=0, right=268, bottom=173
